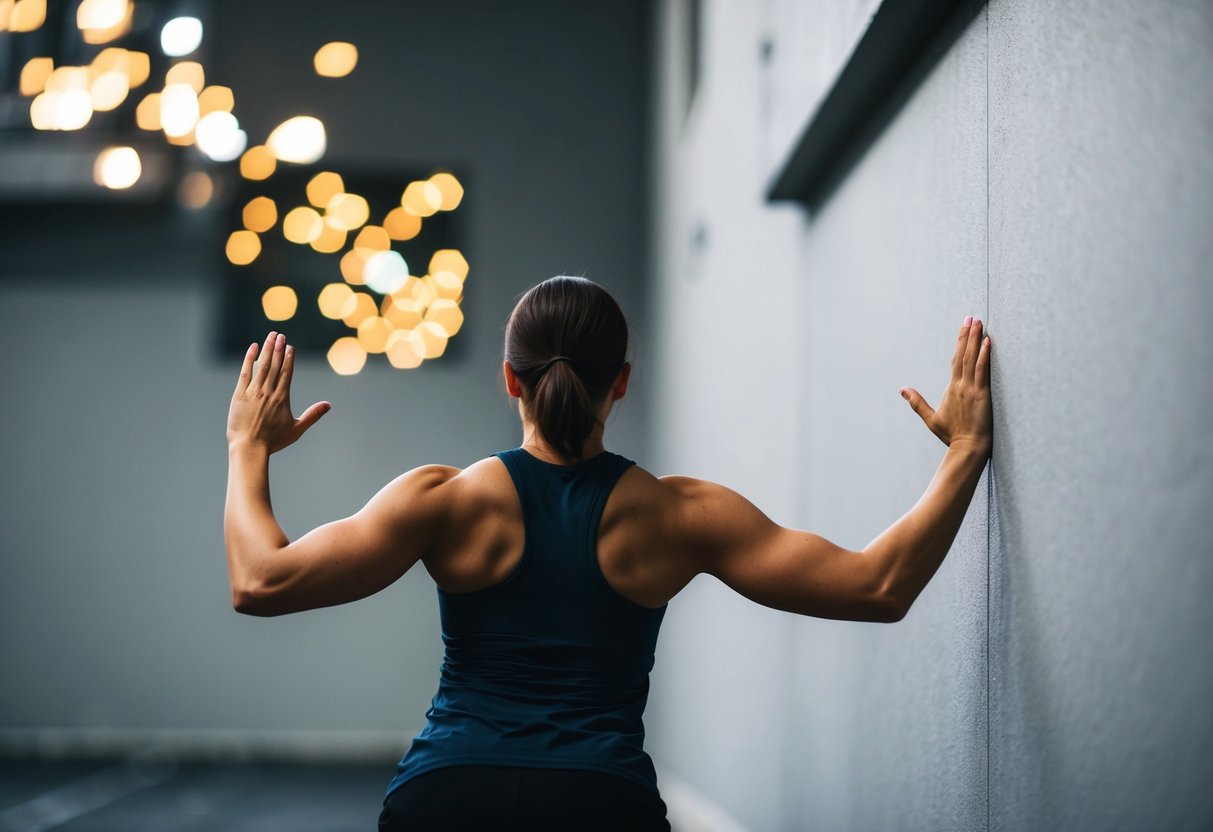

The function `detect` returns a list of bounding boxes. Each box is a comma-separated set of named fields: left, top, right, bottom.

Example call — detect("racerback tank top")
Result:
left=386, top=447, right=669, bottom=798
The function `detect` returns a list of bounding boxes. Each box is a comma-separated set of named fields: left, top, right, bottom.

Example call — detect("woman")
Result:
left=225, top=276, right=992, bottom=830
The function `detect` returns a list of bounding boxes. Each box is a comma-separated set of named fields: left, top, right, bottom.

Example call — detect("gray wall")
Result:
left=646, top=0, right=1212, bottom=830
left=0, top=0, right=649, bottom=745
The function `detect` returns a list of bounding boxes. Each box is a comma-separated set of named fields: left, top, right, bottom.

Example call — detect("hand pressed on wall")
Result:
left=900, top=316, right=992, bottom=456
left=226, top=331, right=332, bottom=454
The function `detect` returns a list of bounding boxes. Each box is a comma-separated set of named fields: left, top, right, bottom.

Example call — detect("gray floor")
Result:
left=0, top=760, right=391, bottom=831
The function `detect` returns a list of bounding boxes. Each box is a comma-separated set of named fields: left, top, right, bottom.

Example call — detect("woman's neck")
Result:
left=519, top=421, right=606, bottom=466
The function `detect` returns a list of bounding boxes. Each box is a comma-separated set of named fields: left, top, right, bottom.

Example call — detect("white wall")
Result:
left=647, top=0, right=1213, bottom=829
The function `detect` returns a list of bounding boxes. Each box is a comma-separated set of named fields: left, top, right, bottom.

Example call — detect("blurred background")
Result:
left=1, top=0, right=1210, bottom=830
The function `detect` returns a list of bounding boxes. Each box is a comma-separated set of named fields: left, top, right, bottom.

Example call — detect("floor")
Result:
left=0, top=760, right=392, bottom=832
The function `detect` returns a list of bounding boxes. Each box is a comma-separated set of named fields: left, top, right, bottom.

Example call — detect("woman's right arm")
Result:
left=665, top=317, right=992, bottom=622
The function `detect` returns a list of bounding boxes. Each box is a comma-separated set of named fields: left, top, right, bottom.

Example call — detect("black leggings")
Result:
left=378, top=765, right=671, bottom=831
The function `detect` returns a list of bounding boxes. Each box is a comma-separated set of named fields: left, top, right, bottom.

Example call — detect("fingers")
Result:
left=275, top=341, right=296, bottom=396
left=262, top=332, right=286, bottom=390
left=236, top=342, right=258, bottom=394
left=975, top=333, right=992, bottom=388
left=252, top=331, right=278, bottom=389
left=962, top=318, right=983, bottom=382
left=900, top=387, right=936, bottom=427
left=294, top=401, right=332, bottom=437
left=951, top=317, right=971, bottom=381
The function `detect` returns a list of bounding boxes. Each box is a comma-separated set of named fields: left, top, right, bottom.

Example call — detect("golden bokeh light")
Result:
left=318, top=283, right=357, bottom=320
left=242, top=196, right=277, bottom=233
left=353, top=225, right=390, bottom=254
left=46, top=66, right=88, bottom=92
left=282, top=206, right=323, bottom=244
left=135, top=91, right=161, bottom=130
left=409, top=275, right=437, bottom=307
left=428, top=172, right=464, bottom=211
left=198, top=85, right=234, bottom=116
left=401, top=180, right=442, bottom=217
left=225, top=230, right=261, bottom=265
left=324, top=193, right=370, bottom=231
left=78, top=0, right=131, bottom=43
left=93, top=146, right=140, bottom=189
left=89, top=70, right=129, bottom=111
left=424, top=299, right=465, bottom=337
left=356, top=316, right=393, bottom=353
left=177, top=170, right=213, bottom=209
left=383, top=207, right=422, bottom=241
left=383, top=296, right=424, bottom=330
left=341, top=292, right=378, bottom=328
left=124, top=50, right=149, bottom=87
left=413, top=321, right=449, bottom=358
left=165, top=128, right=195, bottom=146
left=165, top=61, right=205, bottom=93
left=239, top=145, right=276, bottom=180
left=385, top=330, right=424, bottom=370
left=261, top=285, right=298, bottom=321
left=306, top=171, right=344, bottom=208
left=19, top=57, right=53, bottom=96
left=327, top=337, right=367, bottom=376
left=309, top=222, right=347, bottom=253
left=427, top=271, right=463, bottom=300
left=313, top=42, right=358, bottom=78
left=266, top=115, right=326, bottom=164
left=429, top=249, right=469, bottom=281
left=160, top=83, right=199, bottom=137
left=339, top=249, right=367, bottom=285
left=9, top=0, right=47, bottom=32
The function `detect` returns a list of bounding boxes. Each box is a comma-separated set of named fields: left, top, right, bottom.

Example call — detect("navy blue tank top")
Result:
left=386, top=448, right=668, bottom=798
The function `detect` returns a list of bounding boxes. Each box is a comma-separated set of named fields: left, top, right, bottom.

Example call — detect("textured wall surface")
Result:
left=649, top=0, right=1212, bottom=829
left=0, top=0, right=650, bottom=740
left=987, top=1, right=1213, bottom=829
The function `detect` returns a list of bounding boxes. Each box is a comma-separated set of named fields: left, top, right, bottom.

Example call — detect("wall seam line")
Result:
left=984, top=4, right=993, bottom=832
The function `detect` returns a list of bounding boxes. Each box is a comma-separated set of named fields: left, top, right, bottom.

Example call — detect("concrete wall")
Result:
left=647, top=0, right=1213, bottom=829
left=0, top=0, right=649, bottom=747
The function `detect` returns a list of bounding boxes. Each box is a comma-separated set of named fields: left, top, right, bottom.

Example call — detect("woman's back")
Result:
left=389, top=447, right=674, bottom=806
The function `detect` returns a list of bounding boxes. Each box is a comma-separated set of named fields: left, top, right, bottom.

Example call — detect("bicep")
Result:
left=673, top=479, right=897, bottom=622
left=238, top=467, right=452, bottom=616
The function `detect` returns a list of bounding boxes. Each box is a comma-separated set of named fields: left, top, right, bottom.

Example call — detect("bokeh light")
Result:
left=160, top=17, right=203, bottom=57
left=266, top=116, right=326, bottom=164
left=261, top=286, right=298, bottom=321
left=306, top=171, right=344, bottom=208
left=195, top=111, right=247, bottom=161
left=19, top=57, right=54, bottom=96
left=135, top=92, right=161, bottom=130
left=383, top=207, right=422, bottom=241
left=318, top=283, right=357, bottom=320
left=313, top=42, right=358, bottom=78
left=429, top=249, right=469, bottom=280
left=282, top=206, right=323, bottom=244
left=425, top=298, right=464, bottom=336
left=327, top=337, right=367, bottom=376
left=385, top=329, right=424, bottom=369
left=428, top=172, right=464, bottom=210
left=353, top=225, right=390, bottom=254
left=198, top=85, right=234, bottom=116
left=160, top=83, right=199, bottom=137
left=239, top=145, right=276, bottom=180
left=225, top=230, right=261, bottom=265
left=401, top=180, right=442, bottom=217
left=9, top=0, right=47, bottom=32
left=177, top=171, right=213, bottom=209
left=324, top=193, right=369, bottom=231
left=340, top=249, right=367, bottom=285
left=93, top=146, right=140, bottom=189
left=356, top=316, right=392, bottom=353
left=165, top=61, right=205, bottom=93
left=242, top=196, right=277, bottom=232
left=341, top=292, right=378, bottom=328
left=383, top=295, right=424, bottom=329
left=309, top=223, right=346, bottom=254
left=363, top=250, right=408, bottom=295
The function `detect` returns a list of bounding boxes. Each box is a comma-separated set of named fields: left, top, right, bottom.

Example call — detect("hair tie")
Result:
left=538, top=355, right=576, bottom=373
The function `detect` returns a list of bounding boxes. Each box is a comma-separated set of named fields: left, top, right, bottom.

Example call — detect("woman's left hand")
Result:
left=227, top=331, right=331, bottom=453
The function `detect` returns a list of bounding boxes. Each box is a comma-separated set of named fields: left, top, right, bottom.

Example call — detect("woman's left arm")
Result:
left=224, top=331, right=454, bottom=616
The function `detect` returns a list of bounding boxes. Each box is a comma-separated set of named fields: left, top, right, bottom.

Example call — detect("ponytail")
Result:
left=504, top=276, right=629, bottom=461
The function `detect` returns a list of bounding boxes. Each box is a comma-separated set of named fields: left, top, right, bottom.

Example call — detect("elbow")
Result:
left=231, top=579, right=281, bottom=617
left=871, top=592, right=909, bottom=623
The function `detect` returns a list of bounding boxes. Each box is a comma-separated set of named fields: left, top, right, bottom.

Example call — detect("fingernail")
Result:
left=964, top=316, right=973, bottom=327
left=900, top=389, right=909, bottom=400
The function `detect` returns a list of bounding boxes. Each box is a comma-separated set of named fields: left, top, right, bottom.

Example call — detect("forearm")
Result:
left=865, top=442, right=989, bottom=615
left=224, top=441, right=289, bottom=596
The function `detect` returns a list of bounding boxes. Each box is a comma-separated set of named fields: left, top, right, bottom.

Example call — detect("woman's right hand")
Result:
left=900, top=316, right=993, bottom=456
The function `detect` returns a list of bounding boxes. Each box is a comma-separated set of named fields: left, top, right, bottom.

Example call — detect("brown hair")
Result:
left=504, top=276, right=629, bottom=460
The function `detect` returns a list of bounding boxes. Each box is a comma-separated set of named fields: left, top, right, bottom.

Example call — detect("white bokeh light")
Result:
left=195, top=111, right=247, bottom=161
left=364, top=250, right=409, bottom=295
left=94, top=146, right=141, bottom=189
left=160, top=17, right=203, bottom=57
left=266, top=116, right=326, bottom=164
